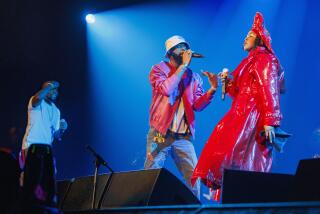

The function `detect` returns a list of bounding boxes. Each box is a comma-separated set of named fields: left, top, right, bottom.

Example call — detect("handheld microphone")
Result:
left=191, top=52, right=204, bottom=58
left=221, top=68, right=229, bottom=100
left=179, top=51, right=204, bottom=58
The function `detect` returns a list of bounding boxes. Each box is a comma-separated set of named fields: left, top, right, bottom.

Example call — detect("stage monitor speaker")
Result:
left=57, top=179, right=73, bottom=209
left=99, top=168, right=200, bottom=208
left=293, top=158, right=320, bottom=201
left=59, top=173, right=110, bottom=212
left=222, top=169, right=294, bottom=204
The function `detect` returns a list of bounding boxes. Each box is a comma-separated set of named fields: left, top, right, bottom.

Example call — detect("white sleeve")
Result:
left=54, top=109, right=61, bottom=132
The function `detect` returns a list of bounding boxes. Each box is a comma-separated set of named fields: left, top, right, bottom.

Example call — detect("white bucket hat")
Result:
left=165, top=35, right=190, bottom=58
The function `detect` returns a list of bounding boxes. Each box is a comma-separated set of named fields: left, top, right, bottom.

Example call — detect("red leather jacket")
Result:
left=149, top=61, right=213, bottom=137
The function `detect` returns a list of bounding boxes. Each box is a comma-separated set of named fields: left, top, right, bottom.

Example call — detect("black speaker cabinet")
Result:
left=58, top=173, right=110, bottom=212
left=221, top=169, right=294, bottom=203
left=293, top=158, right=320, bottom=201
left=57, top=178, right=72, bottom=209
left=99, top=168, right=200, bottom=208
left=58, top=168, right=199, bottom=212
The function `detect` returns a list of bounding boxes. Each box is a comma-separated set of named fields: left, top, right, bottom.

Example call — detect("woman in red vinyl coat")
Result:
left=191, top=12, right=285, bottom=196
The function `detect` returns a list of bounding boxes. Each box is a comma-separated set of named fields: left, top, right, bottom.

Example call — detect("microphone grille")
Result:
left=222, top=68, right=229, bottom=73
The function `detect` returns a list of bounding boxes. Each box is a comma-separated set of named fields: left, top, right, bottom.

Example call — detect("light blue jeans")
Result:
left=144, top=128, right=200, bottom=199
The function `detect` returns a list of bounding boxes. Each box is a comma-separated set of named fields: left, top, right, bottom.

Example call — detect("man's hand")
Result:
left=182, top=49, right=193, bottom=66
left=202, top=71, right=218, bottom=89
left=45, top=81, right=60, bottom=89
left=60, top=119, right=68, bottom=131
left=54, top=119, right=68, bottom=141
left=32, top=81, right=60, bottom=107
left=264, top=125, right=275, bottom=143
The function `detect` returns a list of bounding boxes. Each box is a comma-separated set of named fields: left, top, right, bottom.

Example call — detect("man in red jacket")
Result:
left=144, top=35, right=218, bottom=198
left=191, top=12, right=285, bottom=200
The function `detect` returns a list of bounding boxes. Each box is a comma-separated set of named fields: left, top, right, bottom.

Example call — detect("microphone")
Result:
left=179, top=51, right=204, bottom=58
left=221, top=68, right=229, bottom=101
left=191, top=52, right=204, bottom=58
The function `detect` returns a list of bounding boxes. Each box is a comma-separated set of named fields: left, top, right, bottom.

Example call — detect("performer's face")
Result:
left=47, top=88, right=59, bottom=102
left=170, top=43, right=189, bottom=65
left=243, top=31, right=257, bottom=51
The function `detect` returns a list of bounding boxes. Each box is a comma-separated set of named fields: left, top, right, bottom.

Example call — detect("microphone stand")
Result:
left=86, top=145, right=114, bottom=210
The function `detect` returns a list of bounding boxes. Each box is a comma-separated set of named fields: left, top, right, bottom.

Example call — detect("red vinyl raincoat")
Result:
left=191, top=13, right=285, bottom=189
left=191, top=12, right=284, bottom=189
left=191, top=46, right=284, bottom=188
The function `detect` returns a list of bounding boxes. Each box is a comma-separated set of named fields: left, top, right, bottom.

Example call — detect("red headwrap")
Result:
left=251, top=12, right=274, bottom=54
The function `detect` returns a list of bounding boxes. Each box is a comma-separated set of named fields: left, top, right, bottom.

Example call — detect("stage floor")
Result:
left=65, top=201, right=320, bottom=213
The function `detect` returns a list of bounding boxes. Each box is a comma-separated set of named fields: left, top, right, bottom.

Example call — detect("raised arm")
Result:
left=150, top=50, right=193, bottom=96
left=149, top=63, right=187, bottom=96
left=31, top=81, right=59, bottom=107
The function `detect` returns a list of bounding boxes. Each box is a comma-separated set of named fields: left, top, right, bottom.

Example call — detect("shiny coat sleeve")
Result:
left=253, top=54, right=282, bottom=126
left=149, top=64, right=180, bottom=97
left=192, top=73, right=213, bottom=111
left=226, top=77, right=239, bottom=99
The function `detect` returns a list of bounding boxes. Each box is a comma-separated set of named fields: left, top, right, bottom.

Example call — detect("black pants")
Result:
left=22, top=144, right=57, bottom=211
